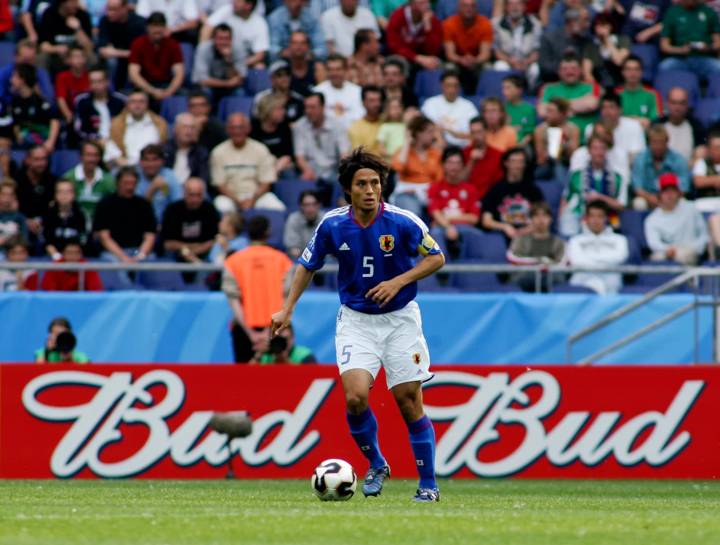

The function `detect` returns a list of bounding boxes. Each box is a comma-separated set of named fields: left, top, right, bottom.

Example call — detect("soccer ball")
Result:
left=311, top=459, right=357, bottom=501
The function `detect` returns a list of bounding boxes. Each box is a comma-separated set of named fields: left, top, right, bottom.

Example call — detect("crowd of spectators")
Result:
left=4, top=0, right=720, bottom=295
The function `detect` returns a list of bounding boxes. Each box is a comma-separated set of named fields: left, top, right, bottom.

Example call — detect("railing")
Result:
left=0, top=260, right=694, bottom=292
left=567, top=268, right=720, bottom=365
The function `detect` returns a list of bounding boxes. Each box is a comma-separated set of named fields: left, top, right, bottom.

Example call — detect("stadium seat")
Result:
left=625, top=236, right=642, bottom=265
left=218, top=96, right=254, bottom=121
left=97, top=270, right=140, bottom=291
left=461, top=230, right=507, bottom=262
left=619, top=209, right=649, bottom=253
left=274, top=179, right=313, bottom=212
left=180, top=43, right=194, bottom=87
left=413, top=69, right=442, bottom=99
left=137, top=268, right=188, bottom=291
left=245, top=69, right=270, bottom=96
left=629, top=44, right=658, bottom=83
left=160, top=96, right=188, bottom=124
left=653, top=70, right=699, bottom=107
left=707, top=73, right=720, bottom=99
left=50, top=150, right=80, bottom=176
left=243, top=208, right=286, bottom=249
left=451, top=259, right=518, bottom=292
left=434, top=0, right=493, bottom=19
left=694, top=98, right=720, bottom=128
left=476, top=70, right=515, bottom=98
left=0, top=42, right=14, bottom=67
left=11, top=150, right=26, bottom=167
left=536, top=180, right=564, bottom=219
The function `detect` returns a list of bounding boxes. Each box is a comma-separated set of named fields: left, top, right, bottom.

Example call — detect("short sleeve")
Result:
left=298, top=219, right=331, bottom=270
left=693, top=159, right=708, bottom=177
left=402, top=212, right=441, bottom=257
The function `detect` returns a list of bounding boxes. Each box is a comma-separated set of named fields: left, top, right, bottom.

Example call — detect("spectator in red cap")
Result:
left=645, top=173, right=708, bottom=265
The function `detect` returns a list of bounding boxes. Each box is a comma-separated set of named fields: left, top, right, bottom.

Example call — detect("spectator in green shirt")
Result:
left=63, top=140, right=116, bottom=225
left=616, top=55, right=663, bottom=130
left=659, top=0, right=720, bottom=77
left=34, top=317, right=90, bottom=363
left=502, top=74, right=536, bottom=146
left=256, top=323, right=316, bottom=364
left=538, top=52, right=600, bottom=141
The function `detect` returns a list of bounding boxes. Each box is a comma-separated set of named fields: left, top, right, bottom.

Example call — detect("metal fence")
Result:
left=0, top=260, right=700, bottom=292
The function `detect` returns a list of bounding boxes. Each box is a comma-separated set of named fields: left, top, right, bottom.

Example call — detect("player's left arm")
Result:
left=366, top=228, right=445, bottom=308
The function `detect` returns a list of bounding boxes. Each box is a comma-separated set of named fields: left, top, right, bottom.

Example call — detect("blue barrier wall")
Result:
left=0, top=292, right=712, bottom=364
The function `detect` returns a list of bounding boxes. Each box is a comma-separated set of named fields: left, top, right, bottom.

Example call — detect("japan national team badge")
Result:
left=412, top=353, right=421, bottom=365
left=379, top=234, right=395, bottom=252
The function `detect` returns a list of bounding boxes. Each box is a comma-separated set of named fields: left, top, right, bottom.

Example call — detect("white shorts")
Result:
left=335, top=301, right=433, bottom=389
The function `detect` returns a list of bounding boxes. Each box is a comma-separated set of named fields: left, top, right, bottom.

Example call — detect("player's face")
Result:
left=349, top=168, right=382, bottom=212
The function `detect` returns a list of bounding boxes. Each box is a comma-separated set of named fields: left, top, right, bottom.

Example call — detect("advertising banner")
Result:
left=1, top=364, right=717, bottom=479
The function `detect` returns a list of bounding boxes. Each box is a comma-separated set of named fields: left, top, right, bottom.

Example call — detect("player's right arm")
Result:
left=271, top=219, right=332, bottom=336
left=271, top=264, right=315, bottom=336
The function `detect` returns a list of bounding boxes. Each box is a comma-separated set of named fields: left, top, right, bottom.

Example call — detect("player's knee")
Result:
left=345, top=391, right=369, bottom=414
left=395, top=393, right=423, bottom=422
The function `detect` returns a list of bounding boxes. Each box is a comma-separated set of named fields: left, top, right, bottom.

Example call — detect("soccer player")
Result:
left=271, top=148, right=445, bottom=502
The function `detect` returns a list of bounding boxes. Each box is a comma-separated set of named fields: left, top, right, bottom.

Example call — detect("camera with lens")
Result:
left=269, top=335, right=288, bottom=355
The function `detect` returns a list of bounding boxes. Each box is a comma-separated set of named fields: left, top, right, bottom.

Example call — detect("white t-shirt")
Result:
left=420, top=95, right=479, bottom=147
left=124, top=114, right=161, bottom=165
left=320, top=6, right=379, bottom=57
left=664, top=120, right=694, bottom=163
left=584, top=117, right=646, bottom=158
left=312, top=80, right=365, bottom=131
left=92, top=99, right=111, bottom=140
left=136, top=0, right=199, bottom=28
left=207, top=6, right=270, bottom=55
left=173, top=148, right=191, bottom=185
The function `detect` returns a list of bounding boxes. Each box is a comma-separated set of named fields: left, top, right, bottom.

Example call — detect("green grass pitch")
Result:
left=1, top=479, right=719, bottom=545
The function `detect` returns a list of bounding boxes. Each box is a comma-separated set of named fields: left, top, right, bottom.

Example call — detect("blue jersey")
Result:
left=299, top=202, right=442, bottom=314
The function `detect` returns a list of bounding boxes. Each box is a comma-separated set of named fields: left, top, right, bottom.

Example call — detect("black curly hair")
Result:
left=337, top=147, right=390, bottom=193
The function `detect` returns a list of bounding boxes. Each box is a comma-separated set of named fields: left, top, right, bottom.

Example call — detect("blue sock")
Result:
left=346, top=408, right=386, bottom=469
left=407, top=415, right=437, bottom=489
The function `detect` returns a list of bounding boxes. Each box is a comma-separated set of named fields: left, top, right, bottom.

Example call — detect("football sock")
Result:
left=346, top=408, right=387, bottom=469
left=407, top=415, right=437, bottom=489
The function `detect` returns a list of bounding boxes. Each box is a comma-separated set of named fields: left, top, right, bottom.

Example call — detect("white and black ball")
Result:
left=311, top=459, right=357, bottom=501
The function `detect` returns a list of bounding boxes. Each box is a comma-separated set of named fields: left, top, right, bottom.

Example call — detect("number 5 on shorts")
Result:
left=340, top=345, right=352, bottom=365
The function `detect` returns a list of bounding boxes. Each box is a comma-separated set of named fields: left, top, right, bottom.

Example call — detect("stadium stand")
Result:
left=0, top=0, right=715, bottom=299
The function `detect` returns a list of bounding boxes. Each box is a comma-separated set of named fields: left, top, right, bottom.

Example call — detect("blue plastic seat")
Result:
left=536, top=180, right=564, bottom=220
left=653, top=70, right=700, bottom=107
left=137, top=269, right=187, bottom=291
left=160, top=96, right=188, bottom=124
left=180, top=43, right=195, bottom=87
left=619, top=209, right=650, bottom=253
left=274, top=179, right=313, bottom=212
left=461, top=229, right=507, bottom=262
left=476, top=70, right=515, bottom=98
left=218, top=96, right=254, bottom=121
left=694, top=98, right=720, bottom=128
left=245, top=69, right=270, bottom=96
left=413, top=69, right=442, bottom=99
left=707, top=73, right=720, bottom=99
left=50, top=150, right=81, bottom=177
left=243, top=208, right=286, bottom=249
left=630, top=43, right=659, bottom=82
left=434, top=0, right=493, bottom=19
left=0, top=42, right=14, bottom=67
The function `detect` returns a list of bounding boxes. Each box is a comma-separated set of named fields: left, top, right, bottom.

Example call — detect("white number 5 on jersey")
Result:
left=362, top=256, right=374, bottom=277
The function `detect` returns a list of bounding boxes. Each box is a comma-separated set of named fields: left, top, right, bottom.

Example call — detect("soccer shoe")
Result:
left=362, top=465, right=390, bottom=497
left=412, top=488, right=440, bottom=503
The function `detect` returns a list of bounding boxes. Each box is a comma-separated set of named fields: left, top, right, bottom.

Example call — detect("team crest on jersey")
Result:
left=412, top=353, right=421, bottom=365
left=379, top=234, right=395, bottom=252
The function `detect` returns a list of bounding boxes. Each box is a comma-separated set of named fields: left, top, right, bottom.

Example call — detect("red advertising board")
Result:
left=1, top=364, right=718, bottom=479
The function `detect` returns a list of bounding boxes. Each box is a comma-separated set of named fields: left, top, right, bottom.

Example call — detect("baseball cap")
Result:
left=269, top=60, right=290, bottom=76
left=658, top=173, right=680, bottom=191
